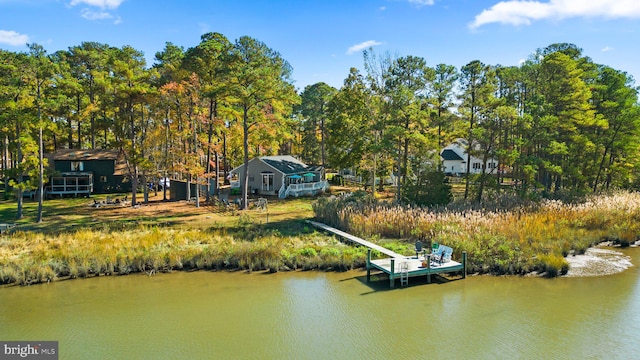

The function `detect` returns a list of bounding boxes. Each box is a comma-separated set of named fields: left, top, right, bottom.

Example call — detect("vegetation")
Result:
left=0, top=226, right=371, bottom=286
left=2, top=34, right=640, bottom=285
left=0, top=195, right=381, bottom=286
left=2, top=39, right=639, bottom=220
left=313, top=191, right=640, bottom=276
left=2, top=189, right=639, bottom=285
left=321, top=44, right=640, bottom=203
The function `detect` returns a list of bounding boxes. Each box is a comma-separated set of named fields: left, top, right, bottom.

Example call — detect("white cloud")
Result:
left=408, top=0, right=435, bottom=6
left=80, top=8, right=113, bottom=20
left=346, top=40, right=383, bottom=55
left=379, top=6, right=387, bottom=11
left=518, top=58, right=526, bottom=65
left=0, top=30, right=29, bottom=46
left=601, top=46, right=614, bottom=52
left=69, top=0, right=124, bottom=9
left=470, top=0, right=640, bottom=29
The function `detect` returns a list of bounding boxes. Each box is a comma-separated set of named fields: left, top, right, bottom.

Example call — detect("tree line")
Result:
left=1, top=36, right=639, bottom=221
left=0, top=33, right=298, bottom=220
left=300, top=43, right=640, bottom=204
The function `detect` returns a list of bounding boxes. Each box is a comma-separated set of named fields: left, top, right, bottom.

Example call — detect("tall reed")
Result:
left=313, top=191, right=640, bottom=276
left=0, top=226, right=366, bottom=286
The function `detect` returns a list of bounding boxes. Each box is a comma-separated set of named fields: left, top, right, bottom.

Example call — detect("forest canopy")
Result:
left=1, top=35, right=639, bottom=214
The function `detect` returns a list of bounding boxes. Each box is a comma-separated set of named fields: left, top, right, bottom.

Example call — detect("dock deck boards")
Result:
left=308, top=220, right=467, bottom=288
left=369, top=256, right=464, bottom=277
left=306, top=220, right=404, bottom=258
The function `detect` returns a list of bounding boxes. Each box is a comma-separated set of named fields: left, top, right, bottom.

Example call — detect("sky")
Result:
left=1, top=0, right=640, bottom=91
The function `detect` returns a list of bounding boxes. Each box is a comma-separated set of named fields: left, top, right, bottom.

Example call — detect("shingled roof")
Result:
left=441, top=149, right=463, bottom=161
left=52, top=149, right=120, bottom=161
left=261, top=156, right=309, bottom=174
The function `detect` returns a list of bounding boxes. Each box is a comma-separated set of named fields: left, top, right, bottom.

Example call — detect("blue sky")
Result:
left=1, top=0, right=640, bottom=91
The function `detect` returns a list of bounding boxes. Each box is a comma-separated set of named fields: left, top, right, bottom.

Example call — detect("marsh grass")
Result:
left=0, top=226, right=368, bottom=285
left=314, top=191, right=640, bottom=277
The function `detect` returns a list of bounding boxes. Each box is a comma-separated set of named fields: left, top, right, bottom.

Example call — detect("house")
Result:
left=230, top=155, right=329, bottom=198
left=440, top=139, right=498, bottom=176
left=47, top=149, right=129, bottom=197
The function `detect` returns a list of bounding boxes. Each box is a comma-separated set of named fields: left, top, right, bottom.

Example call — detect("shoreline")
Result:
left=2, top=242, right=637, bottom=288
left=564, top=242, right=637, bottom=277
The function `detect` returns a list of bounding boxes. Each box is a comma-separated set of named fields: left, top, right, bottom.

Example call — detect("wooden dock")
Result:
left=367, top=252, right=466, bottom=288
left=306, top=220, right=404, bottom=258
left=307, top=220, right=466, bottom=288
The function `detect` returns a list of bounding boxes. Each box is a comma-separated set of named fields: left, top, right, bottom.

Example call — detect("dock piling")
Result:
left=427, top=254, right=431, bottom=284
left=366, top=249, right=371, bottom=283
left=462, top=251, right=467, bottom=279
left=390, top=258, right=395, bottom=289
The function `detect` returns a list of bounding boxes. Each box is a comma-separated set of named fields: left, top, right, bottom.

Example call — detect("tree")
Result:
left=384, top=55, right=434, bottom=202
left=431, top=64, right=458, bottom=149
left=154, top=42, right=186, bottom=201
left=25, top=44, right=55, bottom=223
left=538, top=51, right=598, bottom=193
left=184, top=33, right=233, bottom=201
left=403, top=170, right=452, bottom=207
left=590, top=66, right=640, bottom=191
left=362, top=49, right=394, bottom=197
left=326, top=68, right=372, bottom=173
left=67, top=42, right=110, bottom=149
left=228, top=36, right=299, bottom=209
left=297, top=82, right=337, bottom=166
left=110, top=45, right=157, bottom=207
left=0, top=50, right=32, bottom=219
left=459, top=60, right=492, bottom=200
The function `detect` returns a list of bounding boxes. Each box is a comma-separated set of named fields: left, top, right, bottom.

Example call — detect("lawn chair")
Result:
left=431, top=245, right=444, bottom=266
left=414, top=240, right=423, bottom=259
left=436, top=245, right=453, bottom=265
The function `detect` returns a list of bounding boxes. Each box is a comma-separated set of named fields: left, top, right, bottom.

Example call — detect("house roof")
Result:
left=230, top=155, right=324, bottom=176
left=261, top=156, right=309, bottom=175
left=48, top=149, right=128, bottom=176
left=441, top=149, right=464, bottom=161
left=52, top=149, right=120, bottom=161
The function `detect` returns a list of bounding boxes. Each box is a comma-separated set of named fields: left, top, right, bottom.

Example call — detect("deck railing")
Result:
left=283, top=180, right=329, bottom=198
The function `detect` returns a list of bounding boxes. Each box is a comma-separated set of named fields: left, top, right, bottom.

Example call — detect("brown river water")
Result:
left=1, top=247, right=639, bottom=359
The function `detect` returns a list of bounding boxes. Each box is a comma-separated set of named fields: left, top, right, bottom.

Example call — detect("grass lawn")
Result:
left=0, top=193, right=316, bottom=234
left=0, top=192, right=386, bottom=285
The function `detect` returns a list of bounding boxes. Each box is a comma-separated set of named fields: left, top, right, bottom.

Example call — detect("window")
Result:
left=100, top=176, right=107, bottom=183
left=488, top=162, right=497, bottom=169
left=71, top=161, right=84, bottom=171
left=472, top=163, right=482, bottom=170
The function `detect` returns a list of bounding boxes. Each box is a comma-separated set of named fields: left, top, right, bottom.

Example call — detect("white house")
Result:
left=230, top=155, right=329, bottom=198
left=440, top=139, right=498, bottom=176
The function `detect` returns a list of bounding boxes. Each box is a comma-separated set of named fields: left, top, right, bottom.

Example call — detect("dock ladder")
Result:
left=399, top=262, right=409, bottom=287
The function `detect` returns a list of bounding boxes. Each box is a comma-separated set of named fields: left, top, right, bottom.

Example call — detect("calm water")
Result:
left=1, top=248, right=639, bottom=360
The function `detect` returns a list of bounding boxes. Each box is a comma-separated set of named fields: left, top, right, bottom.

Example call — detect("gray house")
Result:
left=230, top=155, right=328, bottom=198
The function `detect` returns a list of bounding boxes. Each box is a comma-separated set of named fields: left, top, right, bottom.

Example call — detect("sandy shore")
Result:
left=564, top=243, right=637, bottom=277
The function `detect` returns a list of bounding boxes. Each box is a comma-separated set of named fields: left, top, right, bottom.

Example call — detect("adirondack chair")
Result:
left=414, top=240, right=423, bottom=258
left=431, top=245, right=444, bottom=266
left=437, top=246, right=453, bottom=265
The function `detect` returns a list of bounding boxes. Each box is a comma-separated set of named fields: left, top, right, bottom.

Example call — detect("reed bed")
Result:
left=313, top=191, right=640, bottom=277
left=0, top=225, right=368, bottom=286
